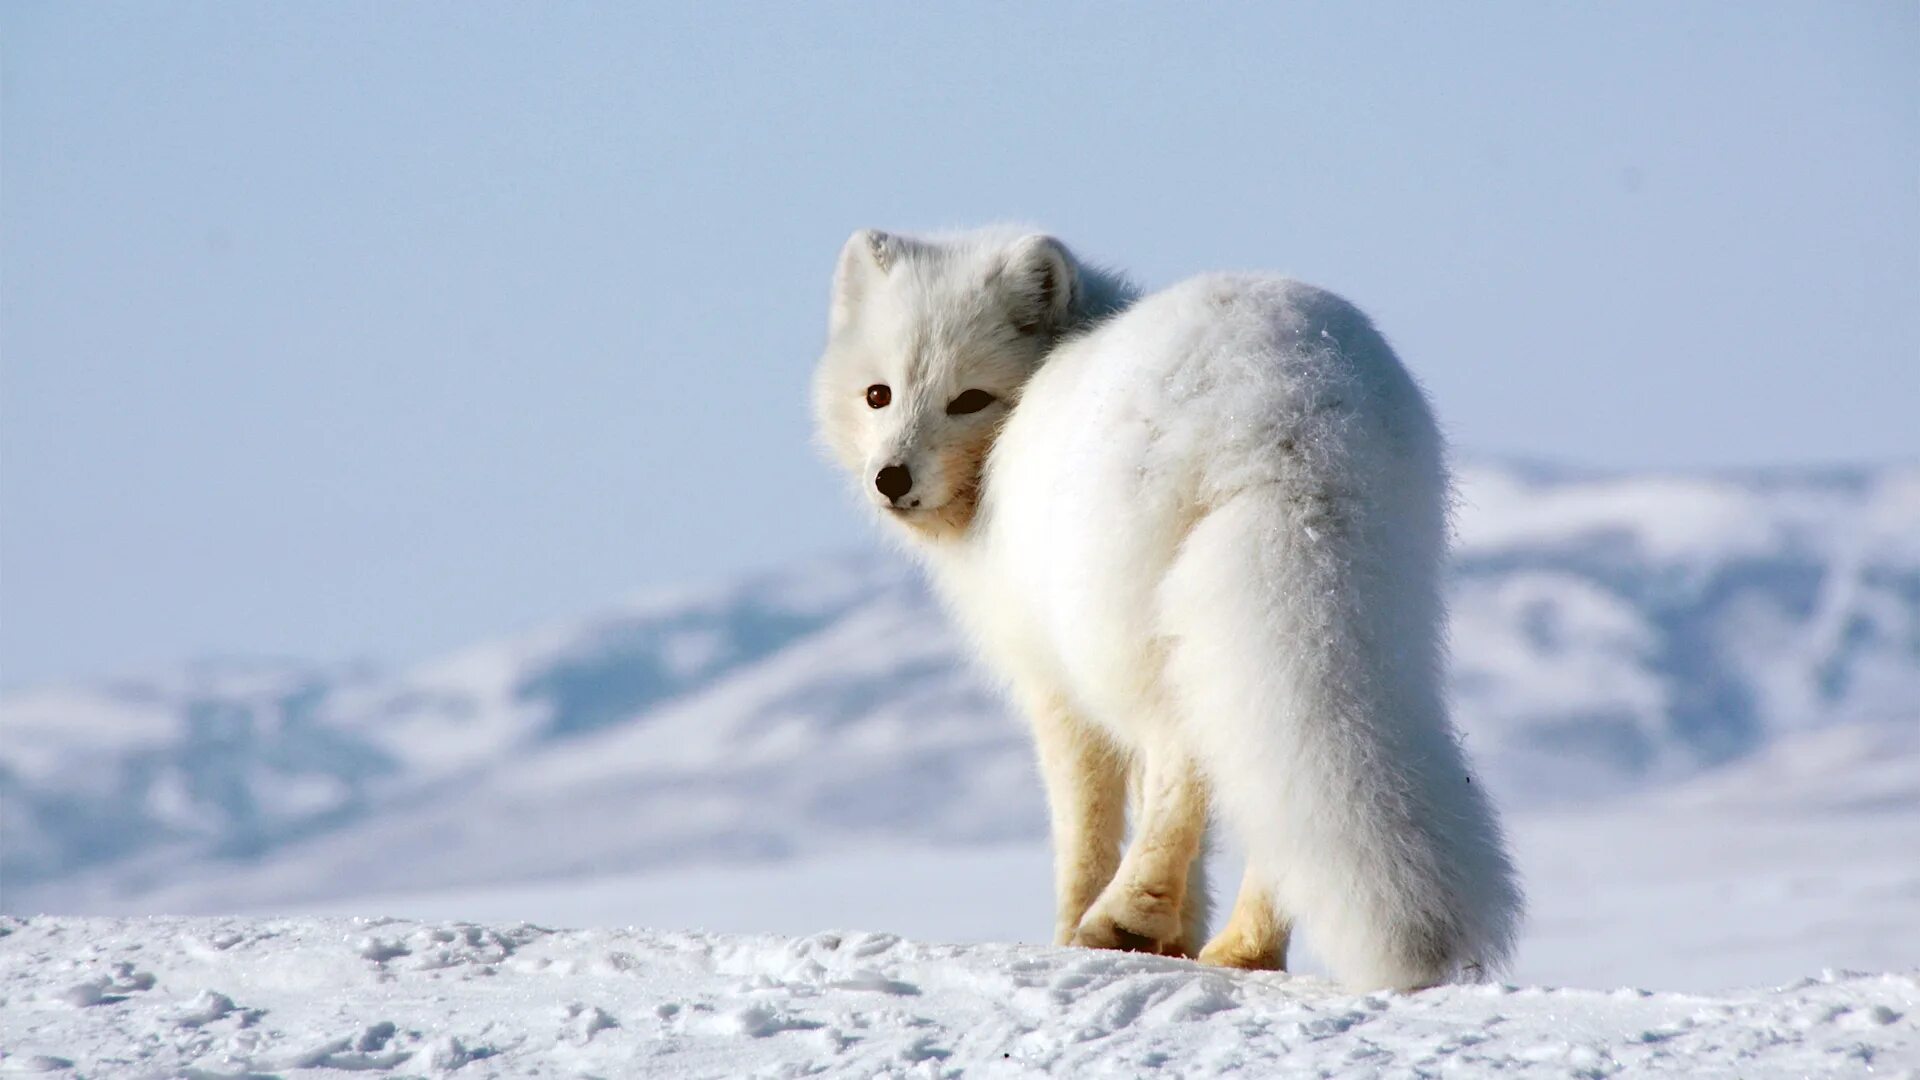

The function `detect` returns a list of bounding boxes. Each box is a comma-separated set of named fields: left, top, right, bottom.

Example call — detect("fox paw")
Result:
left=1069, top=900, right=1189, bottom=958
left=1196, top=933, right=1284, bottom=971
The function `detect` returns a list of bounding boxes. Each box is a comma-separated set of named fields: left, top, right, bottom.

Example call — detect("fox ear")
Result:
left=994, top=234, right=1078, bottom=338
left=830, top=229, right=900, bottom=334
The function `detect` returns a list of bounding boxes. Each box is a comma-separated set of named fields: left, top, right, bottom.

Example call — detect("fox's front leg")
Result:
left=1071, top=741, right=1209, bottom=957
left=1027, top=695, right=1128, bottom=945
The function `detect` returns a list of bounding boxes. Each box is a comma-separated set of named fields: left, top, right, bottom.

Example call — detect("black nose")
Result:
left=875, top=464, right=913, bottom=502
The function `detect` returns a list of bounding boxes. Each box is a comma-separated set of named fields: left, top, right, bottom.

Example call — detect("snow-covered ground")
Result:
left=4, top=915, right=1915, bottom=1078
left=9, top=679, right=1914, bottom=1077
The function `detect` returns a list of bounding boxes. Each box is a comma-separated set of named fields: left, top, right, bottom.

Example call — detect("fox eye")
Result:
left=946, top=389, right=996, bottom=416
left=865, top=384, right=891, bottom=409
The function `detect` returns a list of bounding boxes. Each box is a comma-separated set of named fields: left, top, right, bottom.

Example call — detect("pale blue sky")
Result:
left=3, top=2, right=1915, bottom=685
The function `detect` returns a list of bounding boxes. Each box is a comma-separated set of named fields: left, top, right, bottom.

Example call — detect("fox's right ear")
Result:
left=830, top=229, right=898, bottom=334
left=993, top=234, right=1079, bottom=339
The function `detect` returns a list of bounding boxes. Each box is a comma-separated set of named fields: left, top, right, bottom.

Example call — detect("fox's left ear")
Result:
left=994, top=235, right=1078, bottom=338
left=830, top=229, right=911, bottom=335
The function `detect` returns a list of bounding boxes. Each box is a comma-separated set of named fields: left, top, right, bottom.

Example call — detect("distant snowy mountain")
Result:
left=1448, top=462, right=1919, bottom=801
left=4, top=462, right=1916, bottom=912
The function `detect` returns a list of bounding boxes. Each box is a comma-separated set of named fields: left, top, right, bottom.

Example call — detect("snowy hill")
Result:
left=3, top=916, right=1915, bottom=1077
left=3, top=462, right=1917, bottom=919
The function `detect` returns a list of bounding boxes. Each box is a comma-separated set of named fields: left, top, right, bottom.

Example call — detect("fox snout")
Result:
left=875, top=464, right=914, bottom=504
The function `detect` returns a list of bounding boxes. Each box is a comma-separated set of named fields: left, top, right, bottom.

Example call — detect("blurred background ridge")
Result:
left=7, top=462, right=1916, bottom=920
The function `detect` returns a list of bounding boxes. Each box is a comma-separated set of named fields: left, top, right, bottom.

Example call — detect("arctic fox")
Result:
left=812, top=228, right=1522, bottom=991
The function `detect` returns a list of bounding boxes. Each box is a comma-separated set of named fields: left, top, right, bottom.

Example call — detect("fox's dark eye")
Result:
left=946, top=389, right=996, bottom=416
left=866, top=384, right=891, bottom=409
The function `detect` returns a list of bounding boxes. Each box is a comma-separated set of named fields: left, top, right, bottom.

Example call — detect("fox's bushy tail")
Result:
left=1159, top=456, right=1522, bottom=990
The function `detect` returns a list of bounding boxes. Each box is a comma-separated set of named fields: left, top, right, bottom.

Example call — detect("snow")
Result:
left=3, top=915, right=1913, bottom=1078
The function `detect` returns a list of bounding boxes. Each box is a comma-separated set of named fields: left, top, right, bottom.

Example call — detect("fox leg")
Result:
left=1028, top=694, right=1129, bottom=946
left=1198, top=863, right=1291, bottom=970
left=1122, top=756, right=1213, bottom=958
left=1071, top=742, right=1209, bottom=957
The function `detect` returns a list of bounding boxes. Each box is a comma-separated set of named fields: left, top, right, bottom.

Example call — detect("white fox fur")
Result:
left=812, top=227, right=1522, bottom=991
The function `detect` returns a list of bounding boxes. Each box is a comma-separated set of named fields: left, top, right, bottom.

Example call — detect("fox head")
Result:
left=813, top=229, right=1083, bottom=542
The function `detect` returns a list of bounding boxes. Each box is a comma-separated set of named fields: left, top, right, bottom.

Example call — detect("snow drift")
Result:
left=2, top=916, right=1913, bottom=1077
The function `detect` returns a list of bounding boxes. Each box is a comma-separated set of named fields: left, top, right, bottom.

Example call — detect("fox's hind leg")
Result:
left=1198, top=864, right=1291, bottom=970
left=1028, top=693, right=1129, bottom=945
left=1070, top=739, right=1209, bottom=957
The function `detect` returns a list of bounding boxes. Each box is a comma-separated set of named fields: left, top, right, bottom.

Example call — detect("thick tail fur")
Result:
left=1158, top=463, right=1522, bottom=990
